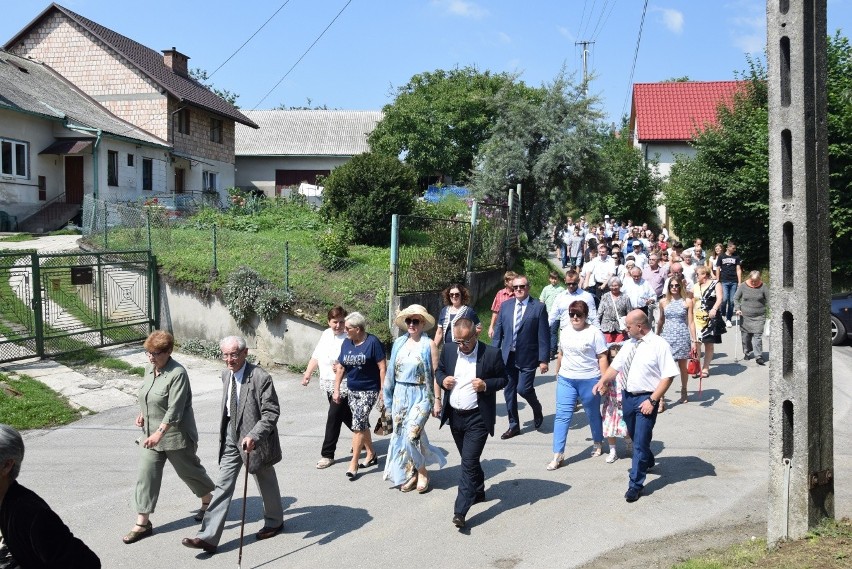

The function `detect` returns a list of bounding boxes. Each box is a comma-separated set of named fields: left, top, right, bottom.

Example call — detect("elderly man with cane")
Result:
left=182, top=336, right=284, bottom=555
left=593, top=310, right=678, bottom=503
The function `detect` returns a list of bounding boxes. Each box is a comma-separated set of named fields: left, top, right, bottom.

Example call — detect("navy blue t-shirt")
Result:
left=338, top=334, right=385, bottom=392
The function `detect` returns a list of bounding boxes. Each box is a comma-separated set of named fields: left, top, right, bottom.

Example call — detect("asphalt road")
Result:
left=7, top=336, right=852, bottom=569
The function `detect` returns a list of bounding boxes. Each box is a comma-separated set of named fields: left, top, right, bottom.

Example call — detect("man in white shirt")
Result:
left=549, top=270, right=598, bottom=329
left=582, top=242, right=616, bottom=306
left=683, top=238, right=706, bottom=266
left=627, top=241, right=648, bottom=269
left=593, top=310, right=678, bottom=502
left=622, top=267, right=656, bottom=316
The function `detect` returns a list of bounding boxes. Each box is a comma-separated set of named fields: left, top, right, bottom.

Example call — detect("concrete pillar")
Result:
left=766, top=0, right=833, bottom=544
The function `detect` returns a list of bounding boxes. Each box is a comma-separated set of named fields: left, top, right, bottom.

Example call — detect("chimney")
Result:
left=162, top=47, right=189, bottom=78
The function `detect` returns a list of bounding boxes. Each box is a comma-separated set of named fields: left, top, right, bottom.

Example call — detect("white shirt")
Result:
left=225, top=362, right=247, bottom=417
left=611, top=332, right=679, bottom=393
left=628, top=251, right=648, bottom=269
left=558, top=325, right=607, bottom=379
left=449, top=344, right=479, bottom=410
left=681, top=260, right=698, bottom=284
left=684, top=246, right=706, bottom=265
left=311, top=328, right=347, bottom=391
left=586, top=255, right=616, bottom=287
left=622, top=277, right=656, bottom=309
left=549, top=288, right=598, bottom=328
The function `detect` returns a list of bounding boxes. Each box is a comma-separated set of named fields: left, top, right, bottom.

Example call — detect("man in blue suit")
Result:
left=492, top=274, right=550, bottom=439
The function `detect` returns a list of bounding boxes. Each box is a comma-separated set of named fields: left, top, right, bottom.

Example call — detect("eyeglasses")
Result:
left=513, top=285, right=528, bottom=290
left=565, top=282, right=578, bottom=287
left=455, top=336, right=476, bottom=346
left=568, top=312, right=584, bottom=319
left=404, top=318, right=421, bottom=326
left=221, top=351, right=244, bottom=360
left=146, top=350, right=164, bottom=357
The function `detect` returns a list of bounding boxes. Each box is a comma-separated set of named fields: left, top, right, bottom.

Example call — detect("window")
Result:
left=174, top=108, right=190, bottom=135
left=210, top=119, right=223, bottom=143
left=107, top=150, right=118, bottom=186
left=0, top=138, right=28, bottom=178
left=142, top=158, right=153, bottom=191
left=203, top=170, right=218, bottom=191
left=38, top=176, right=46, bottom=201
left=127, top=153, right=134, bottom=167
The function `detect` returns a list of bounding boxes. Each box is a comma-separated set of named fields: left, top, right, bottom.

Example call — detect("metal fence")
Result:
left=81, top=196, right=389, bottom=336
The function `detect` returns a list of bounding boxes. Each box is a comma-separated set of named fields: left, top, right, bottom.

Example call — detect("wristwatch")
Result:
left=648, top=398, right=659, bottom=407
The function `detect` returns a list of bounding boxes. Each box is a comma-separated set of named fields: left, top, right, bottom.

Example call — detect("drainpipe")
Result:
left=65, top=122, right=103, bottom=199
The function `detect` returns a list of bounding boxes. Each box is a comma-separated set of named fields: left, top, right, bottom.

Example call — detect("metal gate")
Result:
left=0, top=250, right=158, bottom=363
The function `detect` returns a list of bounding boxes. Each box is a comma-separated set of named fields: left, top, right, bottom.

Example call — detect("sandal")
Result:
left=701, top=369, right=710, bottom=378
left=680, top=388, right=688, bottom=404
left=193, top=496, right=212, bottom=522
left=546, top=453, right=564, bottom=471
left=123, top=521, right=153, bottom=544
left=658, top=399, right=666, bottom=414
left=590, top=445, right=602, bottom=458
left=401, top=475, right=418, bottom=493
left=416, top=473, right=431, bottom=494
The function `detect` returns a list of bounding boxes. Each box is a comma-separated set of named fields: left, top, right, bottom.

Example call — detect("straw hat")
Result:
left=394, top=304, right=435, bottom=331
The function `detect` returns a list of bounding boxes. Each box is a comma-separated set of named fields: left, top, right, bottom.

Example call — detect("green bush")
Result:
left=316, top=224, right=351, bottom=269
left=256, top=287, right=293, bottom=321
left=321, top=153, right=418, bottom=245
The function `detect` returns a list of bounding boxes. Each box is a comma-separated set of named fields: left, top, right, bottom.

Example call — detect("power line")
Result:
left=590, top=0, right=617, bottom=41
left=208, top=0, right=292, bottom=79
left=252, top=0, right=354, bottom=110
left=577, top=0, right=589, bottom=39
left=580, top=0, right=598, bottom=39
left=621, top=0, right=649, bottom=121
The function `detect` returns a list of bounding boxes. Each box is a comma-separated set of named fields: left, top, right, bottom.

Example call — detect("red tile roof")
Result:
left=630, top=81, right=748, bottom=142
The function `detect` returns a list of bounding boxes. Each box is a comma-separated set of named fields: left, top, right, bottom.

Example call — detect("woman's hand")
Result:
left=332, top=388, right=341, bottom=404
left=135, top=414, right=144, bottom=428
left=432, top=399, right=442, bottom=418
left=142, top=432, right=161, bottom=449
left=301, top=372, right=311, bottom=386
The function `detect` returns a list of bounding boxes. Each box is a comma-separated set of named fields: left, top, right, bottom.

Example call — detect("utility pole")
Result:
left=575, top=40, right=594, bottom=95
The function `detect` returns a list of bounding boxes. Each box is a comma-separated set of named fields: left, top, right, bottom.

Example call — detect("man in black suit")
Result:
left=436, top=318, right=507, bottom=529
left=492, top=275, right=550, bottom=439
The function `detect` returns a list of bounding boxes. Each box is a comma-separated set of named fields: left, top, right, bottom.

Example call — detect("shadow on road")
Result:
left=464, top=478, right=571, bottom=529
left=643, top=455, right=717, bottom=495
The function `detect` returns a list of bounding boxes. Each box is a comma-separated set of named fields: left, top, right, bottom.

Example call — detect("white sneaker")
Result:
left=316, top=457, right=334, bottom=469
left=606, top=452, right=618, bottom=464
left=726, top=319, right=733, bottom=327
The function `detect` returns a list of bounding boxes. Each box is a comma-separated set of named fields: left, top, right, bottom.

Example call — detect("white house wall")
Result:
left=94, top=142, right=169, bottom=202
left=637, top=141, right=695, bottom=178
left=235, top=155, right=350, bottom=195
left=0, top=109, right=63, bottom=208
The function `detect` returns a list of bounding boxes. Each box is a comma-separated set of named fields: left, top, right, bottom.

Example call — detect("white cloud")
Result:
left=725, top=1, right=766, bottom=55
left=498, top=31, right=511, bottom=44
left=557, top=26, right=575, bottom=41
left=432, top=0, right=488, bottom=19
left=732, top=33, right=765, bottom=54
left=651, top=7, right=684, bottom=34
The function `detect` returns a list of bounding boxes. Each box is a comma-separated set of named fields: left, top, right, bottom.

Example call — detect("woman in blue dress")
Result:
left=383, top=305, right=446, bottom=493
left=656, top=276, right=696, bottom=403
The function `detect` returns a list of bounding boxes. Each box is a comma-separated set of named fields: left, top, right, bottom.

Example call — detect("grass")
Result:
left=673, top=518, right=852, bottom=568
left=0, top=233, right=35, bottom=242
left=0, top=371, right=85, bottom=429
left=56, top=346, right=145, bottom=376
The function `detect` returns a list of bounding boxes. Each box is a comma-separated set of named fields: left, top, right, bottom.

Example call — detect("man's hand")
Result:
left=640, top=399, right=656, bottom=415
left=242, top=436, right=256, bottom=452
left=592, top=380, right=609, bottom=396
left=442, top=376, right=457, bottom=390
left=471, top=378, right=485, bottom=393
left=539, top=362, right=549, bottom=374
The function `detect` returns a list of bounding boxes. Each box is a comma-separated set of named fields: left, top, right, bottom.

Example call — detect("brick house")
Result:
left=235, top=110, right=382, bottom=196
left=629, top=80, right=748, bottom=223
left=0, top=49, right=170, bottom=231
left=4, top=3, right=257, bottom=205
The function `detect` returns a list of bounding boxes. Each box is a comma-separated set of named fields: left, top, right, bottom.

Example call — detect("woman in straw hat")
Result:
left=383, top=305, right=446, bottom=493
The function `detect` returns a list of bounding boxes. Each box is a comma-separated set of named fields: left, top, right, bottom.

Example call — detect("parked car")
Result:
left=831, top=292, right=852, bottom=345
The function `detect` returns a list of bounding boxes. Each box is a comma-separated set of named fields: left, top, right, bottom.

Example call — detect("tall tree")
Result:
left=470, top=68, right=603, bottom=241
left=189, top=68, right=240, bottom=108
left=368, top=67, right=524, bottom=184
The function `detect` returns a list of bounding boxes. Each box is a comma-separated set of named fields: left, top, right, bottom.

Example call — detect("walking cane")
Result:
left=237, top=446, right=251, bottom=569
left=734, top=313, right=741, bottom=363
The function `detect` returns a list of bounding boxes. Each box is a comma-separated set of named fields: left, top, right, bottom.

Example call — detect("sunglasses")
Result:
left=449, top=292, right=461, bottom=297
left=565, top=282, right=578, bottom=287
left=404, top=318, right=421, bottom=325
left=670, top=284, right=681, bottom=289
left=568, top=312, right=585, bottom=318
left=513, top=285, right=528, bottom=290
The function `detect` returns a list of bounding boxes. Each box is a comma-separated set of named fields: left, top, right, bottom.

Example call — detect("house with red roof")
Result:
left=4, top=3, right=257, bottom=209
left=629, top=80, right=747, bottom=176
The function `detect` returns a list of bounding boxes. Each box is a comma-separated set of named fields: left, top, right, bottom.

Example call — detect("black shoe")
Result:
left=452, top=514, right=466, bottom=528
left=624, top=488, right=641, bottom=503
left=744, top=353, right=754, bottom=360
left=181, top=537, right=217, bottom=554
left=474, top=492, right=486, bottom=504
left=756, top=357, right=766, bottom=366
left=359, top=454, right=378, bottom=468
left=501, top=428, right=520, bottom=440
left=533, top=412, right=544, bottom=430
left=256, top=523, right=284, bottom=541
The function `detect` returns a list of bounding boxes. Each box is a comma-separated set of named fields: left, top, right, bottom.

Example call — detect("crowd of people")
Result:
left=0, top=218, right=772, bottom=566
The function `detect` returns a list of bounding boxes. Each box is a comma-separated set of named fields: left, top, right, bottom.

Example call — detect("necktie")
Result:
left=511, top=300, right=523, bottom=350
left=621, top=339, right=643, bottom=383
left=229, top=372, right=238, bottom=436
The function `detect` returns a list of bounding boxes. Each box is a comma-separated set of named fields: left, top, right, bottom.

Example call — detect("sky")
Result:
left=2, top=0, right=851, bottom=124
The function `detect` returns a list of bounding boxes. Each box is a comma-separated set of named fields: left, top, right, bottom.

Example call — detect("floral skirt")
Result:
left=602, top=387, right=628, bottom=438
left=348, top=390, right=378, bottom=431
left=382, top=383, right=446, bottom=485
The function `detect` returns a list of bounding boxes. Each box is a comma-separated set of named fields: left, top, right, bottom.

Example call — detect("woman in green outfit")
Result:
left=123, top=331, right=215, bottom=544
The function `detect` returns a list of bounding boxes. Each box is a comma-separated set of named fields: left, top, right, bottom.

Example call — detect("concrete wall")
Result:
left=235, top=155, right=349, bottom=195
left=159, top=281, right=324, bottom=368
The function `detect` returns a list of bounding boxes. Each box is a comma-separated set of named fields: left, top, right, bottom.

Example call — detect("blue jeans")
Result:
left=721, top=282, right=739, bottom=321
left=553, top=375, right=603, bottom=454
left=622, top=390, right=659, bottom=491
left=560, top=243, right=568, bottom=267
